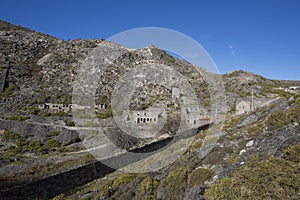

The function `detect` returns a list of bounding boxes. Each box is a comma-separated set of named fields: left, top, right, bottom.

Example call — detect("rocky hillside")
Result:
left=0, top=20, right=299, bottom=200
left=53, top=94, right=299, bottom=200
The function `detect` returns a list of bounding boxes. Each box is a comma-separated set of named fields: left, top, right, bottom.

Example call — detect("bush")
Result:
left=45, top=139, right=60, bottom=149
left=188, top=167, right=213, bottom=187
left=283, top=143, right=300, bottom=163
left=66, top=120, right=75, bottom=127
left=4, top=116, right=30, bottom=121
left=222, top=115, right=243, bottom=131
left=11, top=146, right=23, bottom=154
left=46, top=130, right=59, bottom=137
left=112, top=173, right=135, bottom=188
left=269, top=89, right=293, bottom=99
left=96, top=109, right=113, bottom=119
left=94, top=180, right=114, bottom=199
left=64, top=136, right=81, bottom=146
left=189, top=141, right=202, bottom=151
left=205, top=154, right=300, bottom=200
left=17, top=139, right=29, bottom=147
left=265, top=110, right=287, bottom=131
left=245, top=123, right=263, bottom=136
left=287, top=105, right=300, bottom=123
left=224, top=155, right=240, bottom=167
left=41, top=112, right=52, bottom=117
left=163, top=166, right=187, bottom=198
left=28, top=140, right=42, bottom=153
left=140, top=176, right=159, bottom=195
left=236, top=90, right=251, bottom=98
left=2, top=130, right=20, bottom=140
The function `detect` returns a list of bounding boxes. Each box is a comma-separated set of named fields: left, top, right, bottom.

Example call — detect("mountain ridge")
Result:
left=0, top=20, right=299, bottom=200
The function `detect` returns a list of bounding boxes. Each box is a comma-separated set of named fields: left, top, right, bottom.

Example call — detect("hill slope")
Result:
left=0, top=20, right=299, bottom=200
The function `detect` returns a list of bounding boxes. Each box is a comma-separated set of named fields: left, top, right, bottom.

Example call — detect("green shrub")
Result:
left=94, top=180, right=114, bottom=199
left=41, top=112, right=52, bottom=117
left=96, top=95, right=109, bottom=104
left=245, top=123, right=263, bottom=136
left=140, top=176, right=159, bottom=195
left=205, top=154, right=300, bottom=200
left=222, top=115, right=243, bottom=131
left=46, top=130, right=59, bottom=137
left=224, top=155, right=240, bottom=167
left=112, top=173, right=135, bottom=188
left=66, top=120, right=75, bottom=127
left=2, top=85, right=16, bottom=97
left=265, top=110, right=287, bottom=130
left=28, top=140, right=42, bottom=153
left=205, top=177, right=232, bottom=200
left=52, top=194, right=65, bottom=200
left=64, top=136, right=81, bottom=146
left=4, top=116, right=30, bottom=121
left=96, top=109, right=112, bottom=119
left=11, top=146, right=23, bottom=154
left=163, top=166, right=187, bottom=198
left=45, top=139, right=60, bottom=149
left=39, top=146, right=50, bottom=154
left=29, top=108, right=39, bottom=115
left=269, top=89, right=293, bottom=99
left=189, top=141, right=202, bottom=151
left=17, top=139, right=29, bottom=147
left=236, top=90, right=251, bottom=98
left=188, top=167, right=213, bottom=187
left=41, top=111, right=71, bottom=117
left=283, top=143, right=300, bottom=163
left=2, top=130, right=20, bottom=140
left=287, top=104, right=300, bottom=123
left=295, top=95, right=300, bottom=105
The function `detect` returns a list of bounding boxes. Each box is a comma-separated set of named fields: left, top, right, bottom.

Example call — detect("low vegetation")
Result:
left=163, top=166, right=188, bottom=198
left=1, top=129, right=80, bottom=159
left=205, top=144, right=300, bottom=200
left=96, top=109, right=113, bottom=119
left=4, top=115, right=30, bottom=121
left=139, top=176, right=159, bottom=197
left=41, top=111, right=71, bottom=117
left=265, top=103, right=300, bottom=131
left=188, top=167, right=214, bottom=187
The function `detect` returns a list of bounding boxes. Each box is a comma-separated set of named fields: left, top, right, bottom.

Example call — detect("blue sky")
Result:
left=0, top=0, right=299, bottom=80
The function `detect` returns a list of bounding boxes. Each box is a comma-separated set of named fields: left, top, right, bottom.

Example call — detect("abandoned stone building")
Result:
left=183, top=106, right=207, bottom=126
left=123, top=108, right=162, bottom=125
left=38, top=103, right=72, bottom=112
left=120, top=86, right=209, bottom=126
left=95, top=104, right=107, bottom=110
left=235, top=100, right=252, bottom=115
left=172, top=87, right=209, bottom=126
left=38, top=103, right=107, bottom=113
